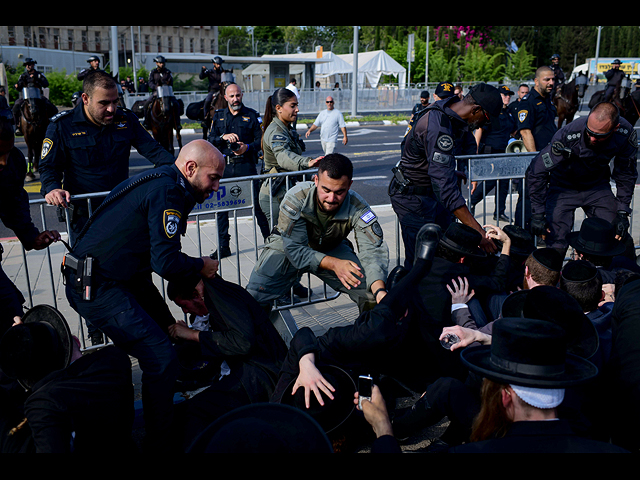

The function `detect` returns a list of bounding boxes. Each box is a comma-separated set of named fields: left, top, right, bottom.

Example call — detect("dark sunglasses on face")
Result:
left=584, top=124, right=616, bottom=139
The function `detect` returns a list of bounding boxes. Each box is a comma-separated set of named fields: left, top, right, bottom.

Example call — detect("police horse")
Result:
left=589, top=74, right=640, bottom=127
left=186, top=73, right=233, bottom=140
left=19, top=87, right=50, bottom=179
left=147, top=85, right=183, bottom=155
left=554, top=71, right=588, bottom=127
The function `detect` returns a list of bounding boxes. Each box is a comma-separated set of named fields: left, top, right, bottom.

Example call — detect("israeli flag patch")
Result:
left=360, top=210, right=376, bottom=223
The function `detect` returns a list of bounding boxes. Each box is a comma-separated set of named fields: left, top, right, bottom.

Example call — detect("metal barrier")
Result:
left=17, top=169, right=340, bottom=351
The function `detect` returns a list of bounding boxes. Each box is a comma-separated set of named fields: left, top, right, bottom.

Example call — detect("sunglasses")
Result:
left=326, top=100, right=334, bottom=104
left=584, top=124, right=616, bottom=139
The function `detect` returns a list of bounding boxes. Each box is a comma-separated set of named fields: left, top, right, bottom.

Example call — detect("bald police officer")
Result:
left=527, top=102, right=638, bottom=254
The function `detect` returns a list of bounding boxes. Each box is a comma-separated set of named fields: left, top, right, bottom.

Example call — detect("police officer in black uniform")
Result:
left=207, top=83, right=270, bottom=258
left=0, top=111, right=60, bottom=337
left=603, top=59, right=626, bottom=103
left=63, top=139, right=224, bottom=452
left=77, top=55, right=102, bottom=81
left=470, top=85, right=517, bottom=222
left=201, top=56, right=225, bottom=120
left=389, top=83, right=503, bottom=267
left=527, top=101, right=638, bottom=255
left=143, top=55, right=175, bottom=127
left=514, top=66, right=558, bottom=229
left=12, top=58, right=58, bottom=134
left=39, top=70, right=175, bottom=244
left=549, top=54, right=565, bottom=101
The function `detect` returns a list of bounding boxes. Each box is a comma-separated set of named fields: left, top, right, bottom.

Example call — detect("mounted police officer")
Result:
left=207, top=82, right=270, bottom=258
left=143, top=55, right=175, bottom=128
left=603, top=59, right=625, bottom=103
left=12, top=58, right=58, bottom=135
left=39, top=70, right=175, bottom=245
left=63, top=139, right=224, bottom=452
left=527, top=101, right=638, bottom=255
left=389, top=83, right=502, bottom=268
left=77, top=55, right=102, bottom=81
left=200, top=56, right=225, bottom=121
left=549, top=54, right=565, bottom=101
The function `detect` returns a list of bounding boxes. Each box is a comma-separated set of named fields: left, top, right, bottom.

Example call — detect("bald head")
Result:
left=176, top=139, right=225, bottom=203
left=534, top=66, right=555, bottom=97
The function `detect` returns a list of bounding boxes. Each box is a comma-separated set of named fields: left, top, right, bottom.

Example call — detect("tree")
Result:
left=505, top=41, right=537, bottom=82
left=460, top=44, right=505, bottom=83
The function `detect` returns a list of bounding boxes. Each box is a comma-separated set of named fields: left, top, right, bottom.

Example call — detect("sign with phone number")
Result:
left=192, top=180, right=254, bottom=212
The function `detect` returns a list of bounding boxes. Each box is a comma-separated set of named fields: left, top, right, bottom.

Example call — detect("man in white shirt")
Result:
left=305, top=96, right=348, bottom=154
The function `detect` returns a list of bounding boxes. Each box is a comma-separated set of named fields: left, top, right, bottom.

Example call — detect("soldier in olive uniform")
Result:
left=247, top=154, right=389, bottom=313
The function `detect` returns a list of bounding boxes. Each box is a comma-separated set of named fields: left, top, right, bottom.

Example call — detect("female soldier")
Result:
left=260, top=88, right=323, bottom=226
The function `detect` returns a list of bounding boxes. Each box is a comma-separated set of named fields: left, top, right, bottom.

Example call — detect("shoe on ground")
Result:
left=493, top=213, right=511, bottom=222
left=292, top=282, right=312, bottom=299
left=210, top=246, right=232, bottom=260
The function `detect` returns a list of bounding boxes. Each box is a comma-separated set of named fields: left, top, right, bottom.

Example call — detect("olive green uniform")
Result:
left=247, top=181, right=389, bottom=312
left=260, top=117, right=315, bottom=227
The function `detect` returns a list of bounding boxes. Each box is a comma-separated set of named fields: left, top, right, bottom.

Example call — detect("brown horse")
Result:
left=19, top=87, right=50, bottom=179
left=554, top=71, right=588, bottom=127
left=148, top=86, right=182, bottom=155
left=200, top=82, right=229, bottom=140
left=588, top=74, right=639, bottom=126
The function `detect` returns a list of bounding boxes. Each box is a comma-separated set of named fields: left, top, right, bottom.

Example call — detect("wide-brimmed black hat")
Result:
left=469, top=83, right=503, bottom=117
left=567, top=217, right=626, bottom=257
left=461, top=317, right=598, bottom=388
left=0, top=305, right=73, bottom=390
left=279, top=365, right=356, bottom=434
left=186, top=403, right=333, bottom=453
left=522, top=286, right=599, bottom=360
left=502, top=224, right=535, bottom=256
left=500, top=290, right=530, bottom=318
left=440, top=222, right=486, bottom=258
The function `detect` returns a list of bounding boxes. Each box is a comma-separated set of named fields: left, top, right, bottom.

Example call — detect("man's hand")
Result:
left=293, top=353, right=335, bottom=409
left=200, top=256, right=219, bottom=279
left=168, top=320, right=200, bottom=343
left=321, top=256, right=363, bottom=290
left=440, top=325, right=491, bottom=351
left=530, top=213, right=550, bottom=238
left=30, top=230, right=61, bottom=250
left=612, top=210, right=630, bottom=241
left=354, top=384, right=393, bottom=438
left=44, top=189, right=71, bottom=208
left=447, top=276, right=475, bottom=305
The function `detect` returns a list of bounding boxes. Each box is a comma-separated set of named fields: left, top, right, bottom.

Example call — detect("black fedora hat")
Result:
left=440, top=222, right=486, bottom=258
left=461, top=317, right=598, bottom=388
left=502, top=224, right=535, bottom=257
left=500, top=289, right=529, bottom=318
left=0, top=305, right=73, bottom=390
left=469, top=83, right=503, bottom=118
left=280, top=365, right=356, bottom=434
left=567, top=217, right=625, bottom=257
left=186, top=403, right=333, bottom=453
left=522, top=286, right=599, bottom=360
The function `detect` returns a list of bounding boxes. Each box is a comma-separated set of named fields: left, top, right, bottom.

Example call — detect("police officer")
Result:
left=389, top=82, right=503, bottom=268
left=471, top=85, right=517, bottom=222
left=207, top=82, right=270, bottom=258
left=200, top=56, right=225, bottom=120
left=0, top=112, right=60, bottom=336
left=143, top=55, right=175, bottom=127
left=603, top=59, right=626, bottom=103
left=77, top=55, right=102, bottom=81
left=63, top=139, right=224, bottom=452
left=527, top=101, right=638, bottom=255
left=549, top=54, right=565, bottom=101
left=260, top=87, right=323, bottom=227
left=514, top=66, right=558, bottom=229
left=39, top=70, right=175, bottom=244
left=12, top=58, right=58, bottom=134
left=247, top=153, right=389, bottom=314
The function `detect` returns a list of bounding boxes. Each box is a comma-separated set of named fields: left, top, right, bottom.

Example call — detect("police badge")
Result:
left=163, top=209, right=181, bottom=238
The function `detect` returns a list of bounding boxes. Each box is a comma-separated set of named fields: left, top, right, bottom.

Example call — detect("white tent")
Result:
left=337, top=50, right=407, bottom=88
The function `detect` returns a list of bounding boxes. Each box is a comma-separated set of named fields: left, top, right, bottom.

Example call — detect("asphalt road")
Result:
left=2, top=123, right=407, bottom=240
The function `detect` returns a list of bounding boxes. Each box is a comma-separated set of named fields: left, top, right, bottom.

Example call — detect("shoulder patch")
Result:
left=437, top=134, right=454, bottom=152
left=518, top=110, right=528, bottom=123
left=360, top=210, right=376, bottom=223
left=41, top=138, right=53, bottom=159
left=163, top=209, right=181, bottom=238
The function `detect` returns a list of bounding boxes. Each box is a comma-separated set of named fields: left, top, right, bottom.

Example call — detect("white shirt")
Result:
left=313, top=108, right=346, bottom=143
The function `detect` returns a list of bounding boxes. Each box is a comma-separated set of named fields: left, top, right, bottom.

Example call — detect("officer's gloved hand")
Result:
left=530, top=214, right=549, bottom=237
left=612, top=210, right=630, bottom=239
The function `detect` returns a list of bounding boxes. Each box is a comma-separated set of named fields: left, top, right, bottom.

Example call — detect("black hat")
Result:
left=440, top=223, right=486, bottom=258
left=522, top=285, right=599, bottom=360
left=420, top=90, right=430, bottom=99
left=461, top=317, right=598, bottom=388
left=0, top=305, right=73, bottom=390
left=567, top=217, right=626, bottom=257
left=186, top=403, right=333, bottom=453
left=612, top=59, right=622, bottom=65
left=280, top=365, right=356, bottom=434
left=561, top=260, right=598, bottom=284
left=469, top=83, right=503, bottom=117
left=502, top=224, right=535, bottom=256
left=500, top=289, right=529, bottom=318
left=435, top=82, right=455, bottom=98
left=499, top=85, right=515, bottom=96
left=530, top=248, right=563, bottom=272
